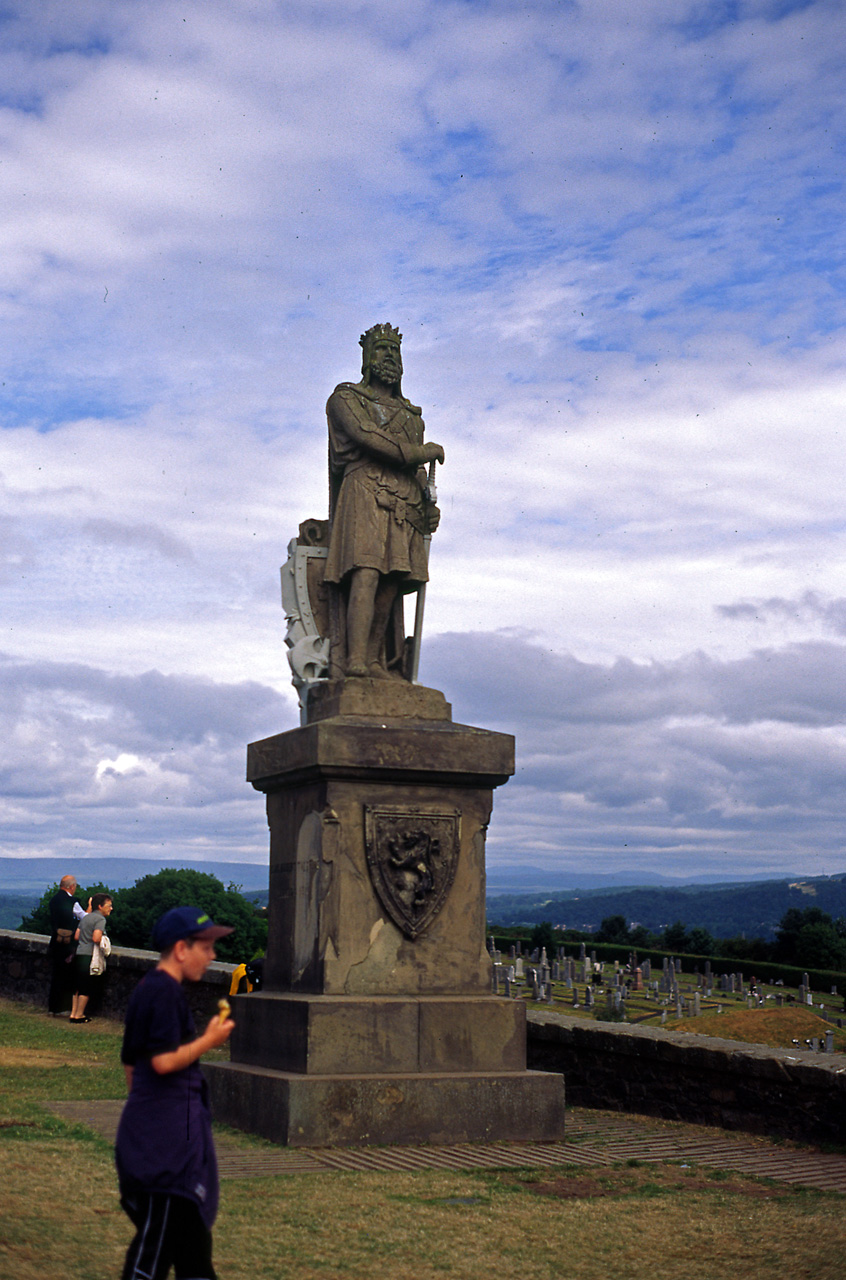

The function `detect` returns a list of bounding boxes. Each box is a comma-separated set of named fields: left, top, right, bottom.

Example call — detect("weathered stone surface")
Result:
left=203, top=1061, right=565, bottom=1147
left=306, top=679, right=451, bottom=724
left=227, top=993, right=419, bottom=1074
left=252, top=716, right=513, bottom=997
left=418, top=997, right=526, bottom=1072
left=208, top=687, right=569, bottom=1148
left=207, top=705, right=567, bottom=1146
left=225, top=993, right=526, bottom=1075
left=248, top=716, right=514, bottom=790
left=527, top=1010, right=846, bottom=1145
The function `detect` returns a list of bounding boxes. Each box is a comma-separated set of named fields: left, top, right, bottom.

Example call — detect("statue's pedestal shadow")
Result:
left=204, top=680, right=565, bottom=1147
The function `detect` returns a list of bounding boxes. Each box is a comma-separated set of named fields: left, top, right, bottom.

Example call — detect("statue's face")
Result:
left=369, top=339, right=402, bottom=386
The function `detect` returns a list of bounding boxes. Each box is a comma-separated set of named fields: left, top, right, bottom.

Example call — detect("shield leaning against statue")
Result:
left=364, top=806, right=461, bottom=940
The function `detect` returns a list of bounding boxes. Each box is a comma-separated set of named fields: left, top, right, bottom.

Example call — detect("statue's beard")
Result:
left=370, top=355, right=401, bottom=387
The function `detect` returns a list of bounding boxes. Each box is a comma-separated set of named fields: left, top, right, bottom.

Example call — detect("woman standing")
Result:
left=70, top=893, right=113, bottom=1023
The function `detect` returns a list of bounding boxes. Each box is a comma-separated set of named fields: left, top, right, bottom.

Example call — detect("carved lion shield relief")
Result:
left=364, top=806, right=461, bottom=939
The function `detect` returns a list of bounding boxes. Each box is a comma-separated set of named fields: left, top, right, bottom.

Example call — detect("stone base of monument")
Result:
left=205, top=680, right=565, bottom=1147
left=205, top=1059, right=565, bottom=1147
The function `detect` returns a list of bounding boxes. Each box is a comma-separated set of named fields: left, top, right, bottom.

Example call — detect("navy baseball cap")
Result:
left=152, top=906, right=234, bottom=951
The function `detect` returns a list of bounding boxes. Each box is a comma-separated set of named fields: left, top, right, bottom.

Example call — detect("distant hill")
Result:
left=486, top=873, right=846, bottom=939
left=0, top=893, right=42, bottom=930
left=484, top=866, right=787, bottom=893
left=0, top=857, right=269, bottom=894
left=4, top=857, right=844, bottom=944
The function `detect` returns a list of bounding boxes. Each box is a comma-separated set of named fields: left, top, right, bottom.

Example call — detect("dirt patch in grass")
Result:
left=507, top=1164, right=797, bottom=1201
left=0, top=1047, right=106, bottom=1069
left=661, top=1005, right=846, bottom=1050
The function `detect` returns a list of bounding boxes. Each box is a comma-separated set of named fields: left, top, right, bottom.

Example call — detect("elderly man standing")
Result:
left=47, top=874, right=83, bottom=1015
left=324, top=324, right=444, bottom=678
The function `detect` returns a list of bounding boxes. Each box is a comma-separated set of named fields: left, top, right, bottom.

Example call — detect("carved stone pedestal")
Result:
left=204, top=681, right=565, bottom=1146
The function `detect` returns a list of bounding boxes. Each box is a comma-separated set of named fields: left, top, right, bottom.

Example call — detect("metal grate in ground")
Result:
left=44, top=1100, right=846, bottom=1192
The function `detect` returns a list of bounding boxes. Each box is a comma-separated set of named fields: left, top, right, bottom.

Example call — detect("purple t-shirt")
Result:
left=115, top=968, right=218, bottom=1227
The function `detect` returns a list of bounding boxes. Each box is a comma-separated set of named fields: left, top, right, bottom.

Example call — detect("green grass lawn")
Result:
left=1, top=998, right=844, bottom=1280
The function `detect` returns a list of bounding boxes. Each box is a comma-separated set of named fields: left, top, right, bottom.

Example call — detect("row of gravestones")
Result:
left=489, top=950, right=843, bottom=1050
left=488, top=939, right=594, bottom=962
left=489, top=938, right=839, bottom=1007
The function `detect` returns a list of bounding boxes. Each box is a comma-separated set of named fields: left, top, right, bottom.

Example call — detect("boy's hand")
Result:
left=205, top=1014, right=234, bottom=1048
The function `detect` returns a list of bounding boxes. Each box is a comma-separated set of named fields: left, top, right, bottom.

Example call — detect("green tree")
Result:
left=774, top=906, right=846, bottom=968
left=794, top=920, right=846, bottom=970
left=775, top=906, right=824, bottom=962
left=661, top=921, right=691, bottom=953
left=687, top=926, right=715, bottom=956
left=596, top=915, right=630, bottom=944
left=108, top=868, right=266, bottom=963
left=720, top=933, right=771, bottom=962
left=530, top=920, right=556, bottom=953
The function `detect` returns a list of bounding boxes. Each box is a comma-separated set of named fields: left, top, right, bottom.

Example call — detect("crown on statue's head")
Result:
left=360, top=323, right=402, bottom=348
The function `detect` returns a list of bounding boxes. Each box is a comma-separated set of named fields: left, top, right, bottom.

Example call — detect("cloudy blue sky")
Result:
left=2, top=0, right=846, bottom=885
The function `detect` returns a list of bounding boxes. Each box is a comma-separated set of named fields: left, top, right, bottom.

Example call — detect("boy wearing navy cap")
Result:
left=116, top=907, right=235, bottom=1280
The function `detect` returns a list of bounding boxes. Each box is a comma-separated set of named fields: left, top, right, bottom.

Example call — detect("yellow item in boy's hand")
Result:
left=217, top=998, right=231, bottom=1024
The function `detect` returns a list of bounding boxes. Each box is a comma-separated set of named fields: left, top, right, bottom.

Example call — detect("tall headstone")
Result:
left=205, top=326, right=564, bottom=1146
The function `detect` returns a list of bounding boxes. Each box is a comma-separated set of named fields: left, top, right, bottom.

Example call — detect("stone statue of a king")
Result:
left=324, top=324, right=444, bottom=679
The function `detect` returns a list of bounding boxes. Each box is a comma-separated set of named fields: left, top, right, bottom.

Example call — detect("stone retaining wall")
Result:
left=527, top=1009, right=846, bottom=1144
left=0, top=928, right=232, bottom=1025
